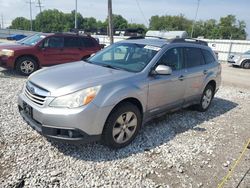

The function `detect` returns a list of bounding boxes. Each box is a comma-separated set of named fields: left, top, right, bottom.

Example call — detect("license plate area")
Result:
left=23, top=102, right=33, bottom=118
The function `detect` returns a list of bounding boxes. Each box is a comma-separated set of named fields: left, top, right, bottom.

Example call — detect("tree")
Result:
left=218, top=15, right=246, bottom=39
left=104, top=14, right=128, bottom=29
left=35, top=9, right=68, bottom=32
left=9, top=17, right=30, bottom=30
left=149, top=14, right=192, bottom=32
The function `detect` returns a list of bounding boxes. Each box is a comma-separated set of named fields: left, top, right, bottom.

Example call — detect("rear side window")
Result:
left=64, top=37, right=80, bottom=48
left=80, top=38, right=96, bottom=48
left=185, top=47, right=205, bottom=68
left=202, top=49, right=216, bottom=64
left=157, top=47, right=184, bottom=70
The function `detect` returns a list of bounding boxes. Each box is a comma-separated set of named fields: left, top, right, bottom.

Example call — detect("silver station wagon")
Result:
left=18, top=38, right=221, bottom=148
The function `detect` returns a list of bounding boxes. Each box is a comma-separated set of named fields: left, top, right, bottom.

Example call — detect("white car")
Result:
left=228, top=50, right=250, bottom=69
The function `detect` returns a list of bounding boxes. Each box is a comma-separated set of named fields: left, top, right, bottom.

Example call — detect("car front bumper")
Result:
left=0, top=56, right=15, bottom=68
left=18, top=92, right=113, bottom=143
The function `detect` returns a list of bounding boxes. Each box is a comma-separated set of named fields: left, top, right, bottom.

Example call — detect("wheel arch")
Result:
left=108, top=97, right=143, bottom=118
left=240, top=59, right=250, bottom=67
left=15, top=54, right=40, bottom=69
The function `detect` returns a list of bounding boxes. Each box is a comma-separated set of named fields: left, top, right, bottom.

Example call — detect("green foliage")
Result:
left=8, top=9, right=247, bottom=40
left=103, top=14, right=128, bottom=29
left=9, top=17, right=31, bottom=30
left=149, top=14, right=247, bottom=40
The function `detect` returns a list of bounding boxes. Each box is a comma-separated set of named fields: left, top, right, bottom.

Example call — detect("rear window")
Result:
left=80, top=38, right=96, bottom=48
left=202, top=49, right=216, bottom=64
left=185, top=47, right=205, bottom=68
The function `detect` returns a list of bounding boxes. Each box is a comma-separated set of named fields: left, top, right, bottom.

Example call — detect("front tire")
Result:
left=102, top=102, right=142, bottom=149
left=242, top=60, right=250, bottom=69
left=195, top=84, right=214, bottom=112
left=16, top=56, right=38, bottom=76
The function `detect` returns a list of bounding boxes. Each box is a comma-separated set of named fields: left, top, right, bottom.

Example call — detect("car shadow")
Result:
left=49, top=97, right=238, bottom=162
left=0, top=68, right=27, bottom=79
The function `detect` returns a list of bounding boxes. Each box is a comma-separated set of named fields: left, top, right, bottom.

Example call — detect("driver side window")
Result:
left=157, top=47, right=184, bottom=71
left=43, top=37, right=64, bottom=48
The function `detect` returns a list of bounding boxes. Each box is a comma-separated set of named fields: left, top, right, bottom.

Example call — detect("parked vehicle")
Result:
left=18, top=38, right=221, bottom=148
left=228, top=50, right=250, bottom=69
left=0, top=33, right=101, bottom=75
left=7, top=34, right=27, bottom=41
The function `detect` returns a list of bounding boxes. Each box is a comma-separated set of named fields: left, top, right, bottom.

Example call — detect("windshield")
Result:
left=88, top=43, right=159, bottom=72
left=17, top=34, right=46, bottom=46
left=244, top=50, right=250, bottom=54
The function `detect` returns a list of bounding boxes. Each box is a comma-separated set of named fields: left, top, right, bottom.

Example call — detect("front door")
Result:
left=147, top=47, right=186, bottom=115
left=39, top=36, right=67, bottom=66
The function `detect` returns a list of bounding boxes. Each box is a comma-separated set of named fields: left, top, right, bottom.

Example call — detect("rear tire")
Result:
left=16, top=56, right=38, bottom=76
left=194, top=84, right=215, bottom=112
left=102, top=102, right=142, bottom=149
left=242, top=60, right=250, bottom=69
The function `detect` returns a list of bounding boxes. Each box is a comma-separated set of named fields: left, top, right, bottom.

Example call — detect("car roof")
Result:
left=39, top=33, right=93, bottom=38
left=117, top=38, right=169, bottom=48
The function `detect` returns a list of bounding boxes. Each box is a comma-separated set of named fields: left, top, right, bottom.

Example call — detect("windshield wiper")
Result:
left=101, top=64, right=121, bottom=70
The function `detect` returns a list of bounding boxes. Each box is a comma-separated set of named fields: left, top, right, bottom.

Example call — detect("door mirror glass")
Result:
left=152, top=65, right=172, bottom=75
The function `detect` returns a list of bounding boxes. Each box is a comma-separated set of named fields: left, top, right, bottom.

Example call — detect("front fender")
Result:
left=93, top=82, right=148, bottom=113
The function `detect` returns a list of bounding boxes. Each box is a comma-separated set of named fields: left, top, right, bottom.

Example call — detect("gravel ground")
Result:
left=0, top=67, right=249, bottom=188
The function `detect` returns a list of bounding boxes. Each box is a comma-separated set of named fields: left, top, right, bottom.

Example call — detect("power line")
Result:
left=191, top=0, right=201, bottom=38
left=135, top=0, right=148, bottom=26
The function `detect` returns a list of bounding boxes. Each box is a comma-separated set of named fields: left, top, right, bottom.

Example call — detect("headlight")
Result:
left=0, top=49, right=14, bottom=57
left=49, top=86, right=101, bottom=108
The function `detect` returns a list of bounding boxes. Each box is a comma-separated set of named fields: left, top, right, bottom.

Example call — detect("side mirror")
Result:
left=151, top=65, right=172, bottom=75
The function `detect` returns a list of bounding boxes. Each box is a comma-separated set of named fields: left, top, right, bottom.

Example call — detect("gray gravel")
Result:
left=0, top=68, right=250, bottom=187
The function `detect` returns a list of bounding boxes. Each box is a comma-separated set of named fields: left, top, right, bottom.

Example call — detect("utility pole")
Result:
left=75, top=0, right=78, bottom=29
left=191, top=0, right=201, bottom=38
left=37, top=0, right=42, bottom=14
left=27, top=0, right=34, bottom=31
left=108, top=0, right=113, bottom=44
left=1, top=14, right=3, bottom=29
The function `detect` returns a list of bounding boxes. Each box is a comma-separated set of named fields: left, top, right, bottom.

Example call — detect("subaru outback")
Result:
left=18, top=38, right=221, bottom=148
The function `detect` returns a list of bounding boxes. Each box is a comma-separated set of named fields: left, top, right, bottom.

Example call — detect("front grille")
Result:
left=25, top=88, right=46, bottom=105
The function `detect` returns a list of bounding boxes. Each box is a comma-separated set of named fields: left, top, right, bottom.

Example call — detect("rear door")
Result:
left=183, top=47, right=208, bottom=102
left=147, top=47, right=186, bottom=115
left=63, top=36, right=82, bottom=62
left=80, top=37, right=100, bottom=59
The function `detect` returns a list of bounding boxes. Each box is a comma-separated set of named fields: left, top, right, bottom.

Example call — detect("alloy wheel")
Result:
left=112, top=112, right=138, bottom=144
left=202, top=88, right=213, bottom=109
left=20, top=60, right=35, bottom=74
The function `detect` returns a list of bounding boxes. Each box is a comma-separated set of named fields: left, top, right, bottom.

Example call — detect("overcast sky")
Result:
left=0, top=0, right=249, bottom=38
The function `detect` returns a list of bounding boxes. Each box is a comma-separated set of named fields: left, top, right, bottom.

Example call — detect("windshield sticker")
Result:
left=40, top=35, right=46, bottom=38
left=144, top=45, right=161, bottom=51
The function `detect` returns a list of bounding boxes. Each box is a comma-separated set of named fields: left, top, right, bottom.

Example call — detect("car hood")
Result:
left=29, top=61, right=134, bottom=97
left=0, top=42, right=32, bottom=50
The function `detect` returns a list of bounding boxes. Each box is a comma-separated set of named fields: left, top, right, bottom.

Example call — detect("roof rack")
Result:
left=170, top=38, right=208, bottom=46
left=126, top=36, right=145, bottom=40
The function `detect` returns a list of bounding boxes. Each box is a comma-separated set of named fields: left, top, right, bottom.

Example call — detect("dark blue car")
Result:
left=7, top=34, right=27, bottom=41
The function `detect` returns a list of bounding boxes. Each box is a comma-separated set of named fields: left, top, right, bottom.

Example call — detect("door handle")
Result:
left=203, top=70, right=208, bottom=75
left=178, top=75, right=185, bottom=81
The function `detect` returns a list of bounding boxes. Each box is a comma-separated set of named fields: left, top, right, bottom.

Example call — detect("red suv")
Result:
left=0, top=33, right=101, bottom=75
